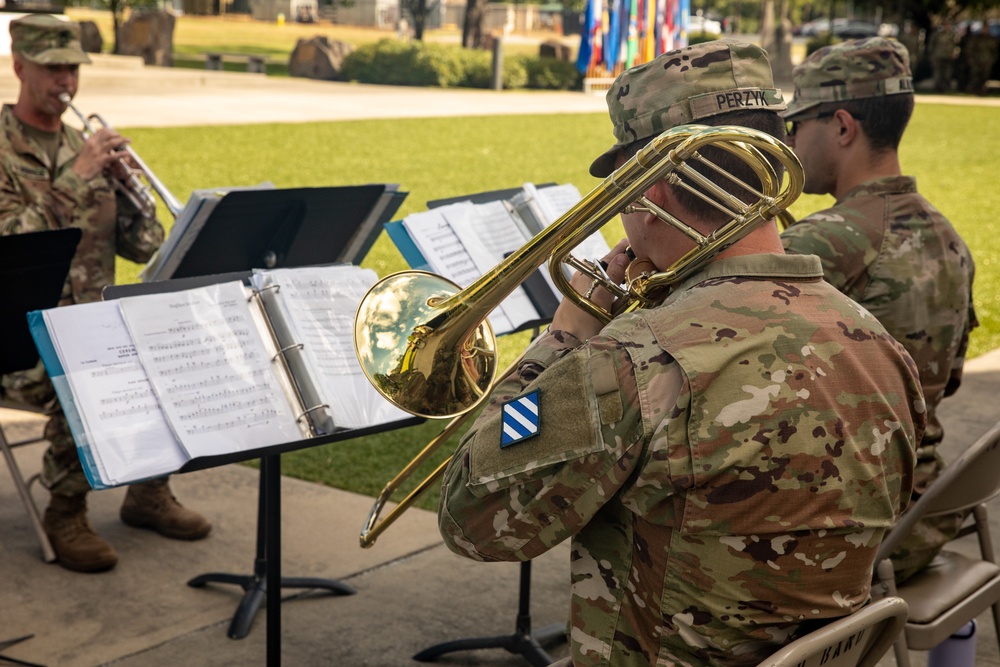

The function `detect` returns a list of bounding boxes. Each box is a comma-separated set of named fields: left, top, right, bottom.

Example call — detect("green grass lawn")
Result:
left=111, top=102, right=999, bottom=519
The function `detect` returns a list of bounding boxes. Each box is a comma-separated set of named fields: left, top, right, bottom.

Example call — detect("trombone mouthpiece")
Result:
left=57, top=93, right=71, bottom=104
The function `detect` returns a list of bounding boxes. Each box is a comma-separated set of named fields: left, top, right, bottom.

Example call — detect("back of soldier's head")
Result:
left=591, top=41, right=787, bottom=224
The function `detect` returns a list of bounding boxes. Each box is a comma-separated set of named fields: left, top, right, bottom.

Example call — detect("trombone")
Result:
left=354, top=124, right=804, bottom=546
left=59, top=93, right=184, bottom=219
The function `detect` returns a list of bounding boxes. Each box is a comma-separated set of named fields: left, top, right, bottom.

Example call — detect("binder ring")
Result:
left=272, top=342, right=304, bottom=361
left=247, top=284, right=280, bottom=302
left=297, top=403, right=330, bottom=424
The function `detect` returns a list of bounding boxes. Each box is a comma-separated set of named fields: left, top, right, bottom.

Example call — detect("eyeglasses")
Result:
left=785, top=110, right=864, bottom=138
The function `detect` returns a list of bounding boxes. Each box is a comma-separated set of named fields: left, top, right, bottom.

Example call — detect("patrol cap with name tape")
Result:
left=783, top=36, right=912, bottom=119
left=10, top=14, right=92, bottom=66
left=589, top=40, right=785, bottom=178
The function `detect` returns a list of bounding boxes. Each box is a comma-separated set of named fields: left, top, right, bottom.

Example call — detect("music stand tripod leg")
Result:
left=186, top=456, right=356, bottom=640
left=0, top=634, right=46, bottom=667
left=412, top=560, right=566, bottom=666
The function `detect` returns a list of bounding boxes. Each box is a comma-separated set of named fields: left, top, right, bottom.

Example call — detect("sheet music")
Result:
left=517, top=183, right=612, bottom=297
left=402, top=206, right=517, bottom=334
left=252, top=265, right=409, bottom=430
left=442, top=201, right=541, bottom=331
left=41, top=301, right=187, bottom=486
left=118, top=281, right=302, bottom=458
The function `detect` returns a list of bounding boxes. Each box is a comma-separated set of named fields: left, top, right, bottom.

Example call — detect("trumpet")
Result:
left=353, top=124, right=804, bottom=546
left=58, top=93, right=184, bottom=219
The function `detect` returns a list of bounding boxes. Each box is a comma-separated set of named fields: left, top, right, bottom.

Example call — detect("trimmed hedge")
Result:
left=340, top=39, right=582, bottom=90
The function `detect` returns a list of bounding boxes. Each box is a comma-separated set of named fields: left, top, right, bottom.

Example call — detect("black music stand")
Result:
left=0, top=228, right=81, bottom=566
left=105, top=272, right=421, bottom=666
left=411, top=190, right=567, bottom=665
left=117, top=183, right=409, bottom=643
left=145, top=184, right=407, bottom=282
left=0, top=229, right=80, bottom=667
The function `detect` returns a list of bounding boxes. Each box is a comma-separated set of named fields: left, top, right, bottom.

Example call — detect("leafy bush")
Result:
left=521, top=55, right=582, bottom=90
left=688, top=32, right=720, bottom=46
left=341, top=39, right=579, bottom=90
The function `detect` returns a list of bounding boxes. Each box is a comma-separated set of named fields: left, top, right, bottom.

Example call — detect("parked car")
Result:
left=834, top=20, right=880, bottom=39
left=796, top=17, right=879, bottom=39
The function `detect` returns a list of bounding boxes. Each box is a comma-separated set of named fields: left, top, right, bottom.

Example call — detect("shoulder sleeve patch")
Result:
left=468, top=351, right=604, bottom=494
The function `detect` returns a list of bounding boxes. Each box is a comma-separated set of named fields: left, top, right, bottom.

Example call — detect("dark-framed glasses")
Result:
left=785, top=110, right=864, bottom=138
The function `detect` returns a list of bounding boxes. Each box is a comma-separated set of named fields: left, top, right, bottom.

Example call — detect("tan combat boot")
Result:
left=120, top=478, right=212, bottom=540
left=44, top=494, right=118, bottom=573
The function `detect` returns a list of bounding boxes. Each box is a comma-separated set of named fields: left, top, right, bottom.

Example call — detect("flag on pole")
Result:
left=576, top=0, right=601, bottom=73
left=625, top=0, right=638, bottom=67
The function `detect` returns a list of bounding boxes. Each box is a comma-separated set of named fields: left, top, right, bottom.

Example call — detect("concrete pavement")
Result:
left=1, top=55, right=999, bottom=667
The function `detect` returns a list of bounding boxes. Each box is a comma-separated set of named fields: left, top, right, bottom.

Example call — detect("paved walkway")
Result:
left=1, top=55, right=998, bottom=667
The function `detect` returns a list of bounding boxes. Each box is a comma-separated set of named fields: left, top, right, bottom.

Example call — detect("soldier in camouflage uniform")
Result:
left=780, top=37, right=977, bottom=585
left=1, top=15, right=211, bottom=573
left=438, top=40, right=923, bottom=667
left=928, top=22, right=958, bottom=93
left=963, top=25, right=998, bottom=96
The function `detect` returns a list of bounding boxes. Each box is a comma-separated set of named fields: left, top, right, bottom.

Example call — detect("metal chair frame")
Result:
left=871, top=419, right=1000, bottom=667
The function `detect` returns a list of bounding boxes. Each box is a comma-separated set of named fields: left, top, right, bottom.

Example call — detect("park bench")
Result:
left=204, top=53, right=268, bottom=74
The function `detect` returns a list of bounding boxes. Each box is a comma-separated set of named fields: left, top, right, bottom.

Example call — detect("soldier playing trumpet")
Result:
left=0, top=15, right=210, bottom=573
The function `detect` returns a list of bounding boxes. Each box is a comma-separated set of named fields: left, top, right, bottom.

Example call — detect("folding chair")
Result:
left=757, top=597, right=909, bottom=667
left=871, top=419, right=1000, bottom=667
left=0, top=229, right=81, bottom=563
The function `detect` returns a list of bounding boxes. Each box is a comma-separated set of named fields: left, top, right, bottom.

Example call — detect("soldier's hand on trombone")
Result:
left=550, top=238, right=631, bottom=341
left=72, top=127, right=131, bottom=181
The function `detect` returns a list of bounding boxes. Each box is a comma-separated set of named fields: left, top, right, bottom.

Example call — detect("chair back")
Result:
left=756, top=597, right=909, bottom=667
left=916, top=420, right=1000, bottom=517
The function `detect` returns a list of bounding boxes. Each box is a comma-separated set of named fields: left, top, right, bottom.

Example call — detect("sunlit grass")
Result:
left=111, top=102, right=999, bottom=511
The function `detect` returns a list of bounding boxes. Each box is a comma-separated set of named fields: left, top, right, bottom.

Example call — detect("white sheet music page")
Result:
left=402, top=205, right=515, bottom=334
left=442, top=200, right=540, bottom=332
left=118, top=281, right=302, bottom=458
left=534, top=183, right=612, bottom=260
left=252, top=266, right=409, bottom=430
left=42, top=300, right=187, bottom=486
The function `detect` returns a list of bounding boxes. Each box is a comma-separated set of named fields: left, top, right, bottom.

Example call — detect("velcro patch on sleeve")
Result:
left=590, top=351, right=623, bottom=425
left=469, top=352, right=603, bottom=492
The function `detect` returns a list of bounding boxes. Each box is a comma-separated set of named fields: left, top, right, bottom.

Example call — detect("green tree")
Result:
left=402, top=0, right=439, bottom=39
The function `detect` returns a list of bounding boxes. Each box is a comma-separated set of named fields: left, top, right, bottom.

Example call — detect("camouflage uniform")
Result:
left=781, top=38, right=977, bottom=584
left=440, top=253, right=922, bottom=667
left=929, top=25, right=957, bottom=93
left=0, top=42, right=164, bottom=496
left=964, top=30, right=999, bottom=95
left=439, top=41, right=923, bottom=667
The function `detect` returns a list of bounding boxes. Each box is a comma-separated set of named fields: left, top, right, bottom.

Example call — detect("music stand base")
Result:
left=413, top=560, right=566, bottom=666
left=0, top=634, right=46, bottom=667
left=413, top=622, right=564, bottom=666
left=188, top=572, right=355, bottom=639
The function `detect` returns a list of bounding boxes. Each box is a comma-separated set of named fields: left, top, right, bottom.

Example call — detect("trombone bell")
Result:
left=354, top=271, right=497, bottom=419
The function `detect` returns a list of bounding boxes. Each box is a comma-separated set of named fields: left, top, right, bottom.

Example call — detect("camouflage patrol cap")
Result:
left=590, top=40, right=786, bottom=177
left=10, top=14, right=92, bottom=66
left=783, top=37, right=912, bottom=118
